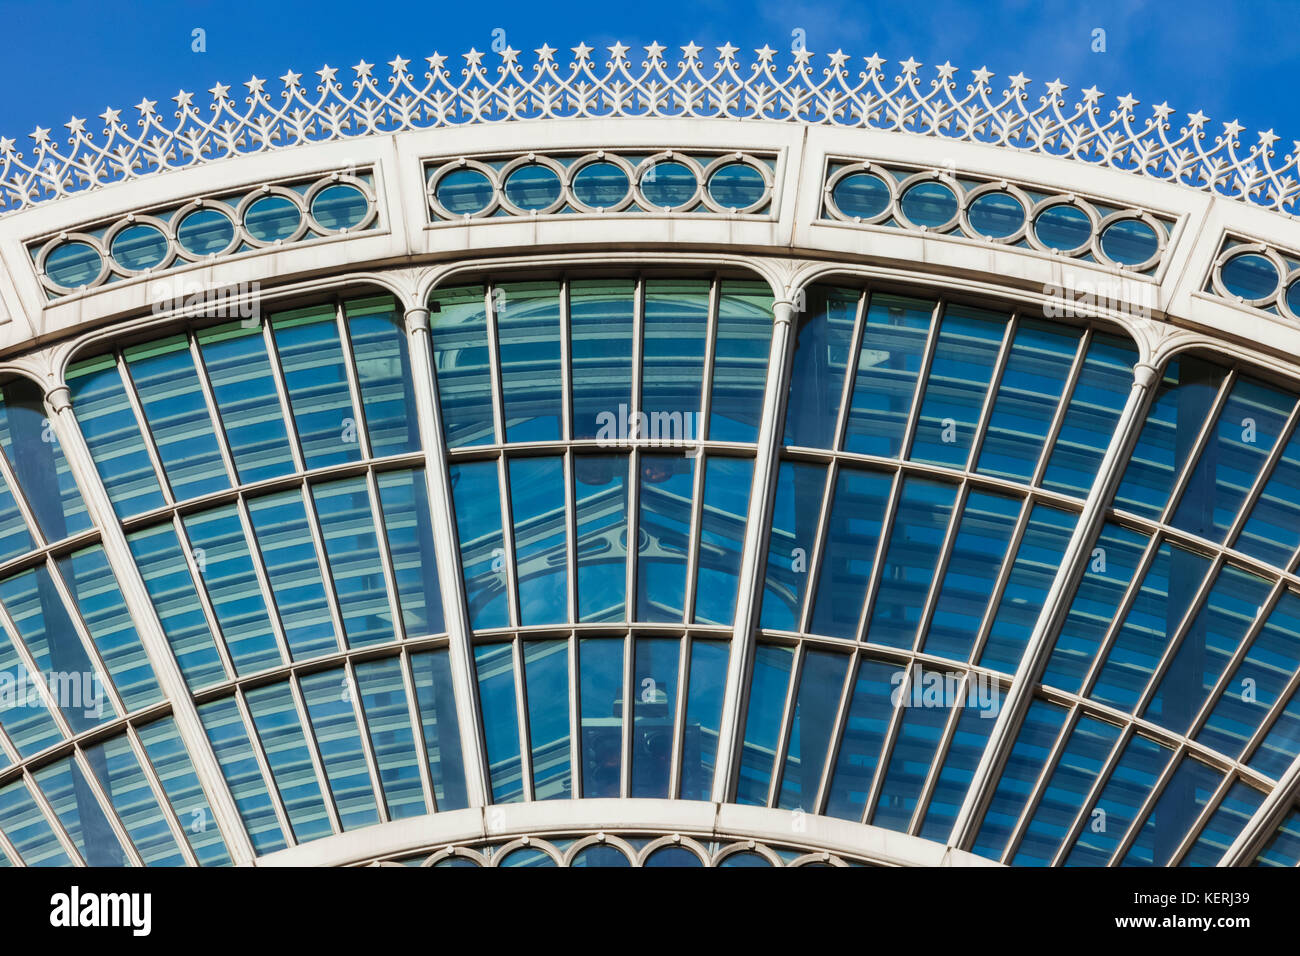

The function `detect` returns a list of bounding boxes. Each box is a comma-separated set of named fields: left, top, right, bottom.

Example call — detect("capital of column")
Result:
left=45, top=385, right=72, bottom=414
left=771, top=299, right=798, bottom=326
left=1132, top=361, right=1160, bottom=390
left=404, top=307, right=431, bottom=335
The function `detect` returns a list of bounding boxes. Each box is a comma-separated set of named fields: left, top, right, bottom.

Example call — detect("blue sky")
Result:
left=1, top=0, right=1296, bottom=148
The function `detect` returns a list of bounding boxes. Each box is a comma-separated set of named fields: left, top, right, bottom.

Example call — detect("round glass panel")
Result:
left=640, top=160, right=697, bottom=208
left=1220, top=253, right=1280, bottom=300
left=572, top=162, right=630, bottom=208
left=109, top=224, right=168, bottom=271
left=1286, top=279, right=1300, bottom=316
left=435, top=168, right=494, bottom=215
left=718, top=851, right=774, bottom=867
left=44, top=242, right=102, bottom=288
left=1034, top=203, right=1092, bottom=250
left=430, top=857, right=479, bottom=868
left=570, top=846, right=631, bottom=867
left=707, top=162, right=766, bottom=208
left=643, top=847, right=705, bottom=867
left=245, top=196, right=301, bottom=242
left=503, top=164, right=562, bottom=210
left=967, top=191, right=1026, bottom=238
left=497, top=848, right=557, bottom=867
left=311, top=184, right=369, bottom=231
left=900, top=181, right=958, bottom=228
left=1100, top=218, right=1160, bottom=265
left=831, top=172, right=891, bottom=219
left=177, top=209, right=236, bottom=256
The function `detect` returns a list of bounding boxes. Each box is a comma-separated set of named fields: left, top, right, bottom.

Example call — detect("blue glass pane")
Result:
left=195, top=322, right=296, bottom=484
left=967, top=191, right=1025, bottom=238
left=777, top=650, right=849, bottom=810
left=865, top=477, right=958, bottom=649
left=429, top=285, right=495, bottom=448
left=782, top=286, right=857, bottom=449
left=1121, top=756, right=1223, bottom=866
left=523, top=640, right=571, bottom=800
left=759, top=461, right=827, bottom=631
left=57, top=545, right=162, bottom=712
left=434, top=168, right=494, bottom=215
left=580, top=638, right=624, bottom=798
left=900, top=180, right=957, bottom=227
left=503, top=163, right=561, bottom=209
left=910, top=305, right=1007, bottom=467
left=137, top=715, right=231, bottom=865
left=831, top=172, right=890, bottom=219
left=572, top=844, right=632, bottom=867
left=376, top=469, right=444, bottom=636
left=1090, top=542, right=1212, bottom=712
left=641, top=160, right=697, bottom=207
left=1114, top=357, right=1228, bottom=519
left=825, top=659, right=905, bottom=821
left=182, top=504, right=283, bottom=676
left=271, top=306, right=362, bottom=470
left=843, top=294, right=932, bottom=457
left=495, top=282, right=563, bottom=442
left=571, top=161, right=629, bottom=208
left=718, top=850, right=773, bottom=867
left=245, top=682, right=333, bottom=842
left=1220, top=253, right=1279, bottom=300
left=737, top=644, right=794, bottom=805
left=1101, top=218, right=1159, bottom=265
left=1011, top=716, right=1121, bottom=866
left=971, top=699, right=1068, bottom=860
left=644, top=846, right=704, bottom=867
left=1249, top=684, right=1300, bottom=779
left=354, top=657, right=427, bottom=819
left=1180, top=781, right=1262, bottom=865
left=636, top=454, right=694, bottom=622
left=1171, top=377, right=1294, bottom=543
left=808, top=468, right=891, bottom=638
left=245, top=490, right=339, bottom=659
left=408, top=649, right=467, bottom=810
left=1237, top=425, right=1300, bottom=567
left=872, top=667, right=955, bottom=831
left=678, top=639, right=728, bottom=801
left=127, top=524, right=225, bottom=690
left=631, top=638, right=680, bottom=799
left=1043, top=522, right=1150, bottom=693
left=975, top=319, right=1081, bottom=483
left=708, top=162, right=766, bottom=208
left=198, top=696, right=287, bottom=854
left=1198, top=590, right=1300, bottom=759
left=709, top=281, right=773, bottom=442
left=176, top=209, right=234, bottom=256
left=1253, top=806, right=1300, bottom=866
left=1144, top=564, right=1271, bottom=734
left=918, top=700, right=998, bottom=841
left=45, top=241, right=102, bottom=288
left=1063, top=733, right=1174, bottom=866
left=84, top=733, right=186, bottom=866
left=299, top=669, right=380, bottom=829
left=508, top=457, right=568, bottom=627
left=1041, top=334, right=1137, bottom=497
left=978, top=504, right=1077, bottom=673
left=1034, top=203, right=1092, bottom=250
left=642, top=279, right=708, bottom=443
left=244, top=195, right=300, bottom=242
left=921, top=490, right=1020, bottom=662
left=449, top=461, right=509, bottom=631
left=124, top=336, right=229, bottom=501
left=475, top=643, right=523, bottom=803
left=571, top=279, right=635, bottom=440
left=312, top=184, right=369, bottom=230
left=35, top=756, right=129, bottom=865
left=499, top=847, right=559, bottom=867
left=312, top=476, right=393, bottom=648
left=574, top=454, right=627, bottom=622
left=68, top=355, right=166, bottom=520
left=693, top=456, right=753, bottom=625
left=0, top=778, right=72, bottom=866
left=0, top=378, right=92, bottom=541
left=344, top=296, right=420, bottom=457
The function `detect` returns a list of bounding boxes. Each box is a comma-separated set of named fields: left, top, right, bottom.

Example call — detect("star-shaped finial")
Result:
left=607, top=42, right=629, bottom=60
left=172, top=90, right=194, bottom=110
left=935, top=61, right=956, bottom=80
left=828, top=49, right=849, bottom=68
left=1152, top=101, right=1173, bottom=120
left=135, top=98, right=158, bottom=115
left=1044, top=79, right=1067, bottom=98
left=899, top=56, right=921, bottom=75
left=1007, top=72, right=1030, bottom=90
left=29, top=127, right=50, bottom=145
left=1081, top=85, right=1103, bottom=103
left=680, top=41, right=703, bottom=59
left=463, top=48, right=483, bottom=67
left=0, top=137, right=14, bottom=154
left=388, top=56, right=410, bottom=74
left=317, top=65, right=338, bottom=84
left=425, top=53, right=446, bottom=71
left=971, top=66, right=993, bottom=85
left=64, top=116, right=86, bottom=135
left=100, top=106, right=122, bottom=126
left=755, top=45, right=777, bottom=63
left=644, top=41, right=666, bottom=59
left=535, top=44, right=557, bottom=62
left=1222, top=119, right=1244, bottom=138
left=864, top=53, right=886, bottom=73
left=1259, top=129, right=1279, bottom=149
left=1116, top=93, right=1139, bottom=112
left=572, top=42, right=593, bottom=60
left=280, top=70, right=302, bottom=88
left=792, top=46, right=813, bottom=65
left=209, top=82, right=231, bottom=100
left=717, top=42, right=738, bottom=60
left=1187, top=110, right=1209, bottom=128
left=499, top=46, right=520, bottom=64
left=353, top=59, right=374, bottom=77
left=243, top=77, right=265, bottom=95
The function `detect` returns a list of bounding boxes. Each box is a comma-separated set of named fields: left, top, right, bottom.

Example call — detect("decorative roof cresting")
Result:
left=2, top=42, right=1298, bottom=218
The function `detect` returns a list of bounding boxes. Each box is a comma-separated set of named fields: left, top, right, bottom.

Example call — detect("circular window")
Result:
left=431, top=857, right=479, bottom=868
left=1100, top=218, right=1159, bottom=265
left=311, top=184, right=369, bottom=231
left=1286, top=279, right=1300, bottom=317
left=496, top=848, right=557, bottom=867
left=1220, top=253, right=1280, bottom=301
left=570, top=846, right=631, bottom=867
left=177, top=209, right=236, bottom=256
left=110, top=224, right=169, bottom=271
left=245, top=196, right=301, bottom=242
left=967, top=191, right=1025, bottom=238
left=707, top=162, right=766, bottom=209
left=1034, top=203, right=1092, bottom=251
left=644, top=847, right=704, bottom=867
left=571, top=161, right=630, bottom=208
left=435, top=168, right=494, bottom=216
left=900, top=181, right=958, bottom=228
left=44, top=242, right=102, bottom=288
left=831, top=172, right=891, bottom=219
left=503, top=164, right=562, bottom=211
left=718, top=851, right=773, bottom=867
left=640, top=160, right=697, bottom=208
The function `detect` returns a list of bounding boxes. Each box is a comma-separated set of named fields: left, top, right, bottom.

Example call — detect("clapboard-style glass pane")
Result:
left=843, top=294, right=932, bottom=457
left=34, top=755, right=129, bottom=865
left=776, top=650, right=848, bottom=811
left=0, top=777, right=72, bottom=866
left=312, top=476, right=392, bottom=648
left=972, top=699, right=1068, bottom=860
left=871, top=667, right=955, bottom=832
left=136, top=716, right=231, bottom=865
left=918, top=700, right=998, bottom=841
left=198, top=696, right=287, bottom=854
left=448, top=461, right=508, bottom=631
left=429, top=285, right=495, bottom=448
left=570, top=279, right=635, bottom=441
left=636, top=455, right=695, bottom=623
left=709, top=281, right=773, bottom=442
left=642, top=279, right=708, bottom=442
left=1063, top=733, right=1173, bottom=866
left=375, top=469, right=444, bottom=636
left=692, top=455, right=753, bottom=626
left=344, top=295, right=420, bottom=457
left=508, top=456, right=568, bottom=627
left=408, top=650, right=468, bottom=810
left=84, top=733, right=186, bottom=866
left=523, top=640, right=571, bottom=800
left=474, top=643, right=523, bottom=803
left=808, top=468, right=891, bottom=639
left=0, top=377, right=92, bottom=542
left=271, top=305, right=362, bottom=470
left=631, top=638, right=680, bottom=799
left=1121, top=756, right=1223, bottom=866
left=579, top=638, right=624, bottom=798
left=1180, top=781, right=1263, bottom=866
left=759, top=461, right=827, bottom=631
left=299, top=669, right=380, bottom=829
left=245, top=681, right=333, bottom=842
left=354, top=657, right=427, bottom=819
left=0, top=640, right=66, bottom=760
left=495, top=282, right=563, bottom=442
left=783, top=287, right=858, bottom=449
left=574, top=455, right=627, bottom=623
left=736, top=644, right=794, bottom=806
left=678, top=639, right=729, bottom=801
left=825, top=659, right=905, bottom=822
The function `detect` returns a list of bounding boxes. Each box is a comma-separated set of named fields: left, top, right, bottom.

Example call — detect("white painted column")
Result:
left=949, top=361, right=1161, bottom=848
left=44, top=384, right=257, bottom=865
left=712, top=297, right=797, bottom=803
left=402, top=306, right=491, bottom=808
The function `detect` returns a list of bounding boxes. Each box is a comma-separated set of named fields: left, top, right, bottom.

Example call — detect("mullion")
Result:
left=342, top=658, right=390, bottom=823
left=1000, top=704, right=1087, bottom=863
left=964, top=312, right=1019, bottom=471
left=667, top=633, right=692, bottom=799
left=795, top=460, right=840, bottom=635
left=908, top=672, right=971, bottom=835
left=333, top=297, right=375, bottom=461
left=1047, top=721, right=1136, bottom=866
left=260, top=319, right=308, bottom=474
left=124, top=723, right=201, bottom=866
left=764, top=642, right=804, bottom=808
left=852, top=467, right=906, bottom=642
left=830, top=289, right=869, bottom=453
left=116, top=350, right=178, bottom=507
left=186, top=330, right=242, bottom=486
left=1167, top=770, right=1238, bottom=866
left=511, top=638, right=536, bottom=801
left=1226, top=397, right=1300, bottom=550
left=898, top=297, right=945, bottom=460
left=70, top=745, right=146, bottom=867
left=1031, top=326, right=1092, bottom=488
left=1104, top=740, right=1190, bottom=866
left=908, top=480, right=971, bottom=653
left=296, top=481, right=350, bottom=655
left=812, top=646, right=860, bottom=815
left=1074, top=531, right=1166, bottom=700
left=232, top=687, right=298, bottom=847
left=230, top=494, right=294, bottom=665
left=396, top=648, right=439, bottom=814
left=483, top=284, right=507, bottom=446
left=1158, top=368, right=1237, bottom=526
left=40, top=552, right=128, bottom=720
left=21, top=767, right=86, bottom=866
left=861, top=660, right=913, bottom=825
left=966, top=494, right=1036, bottom=666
